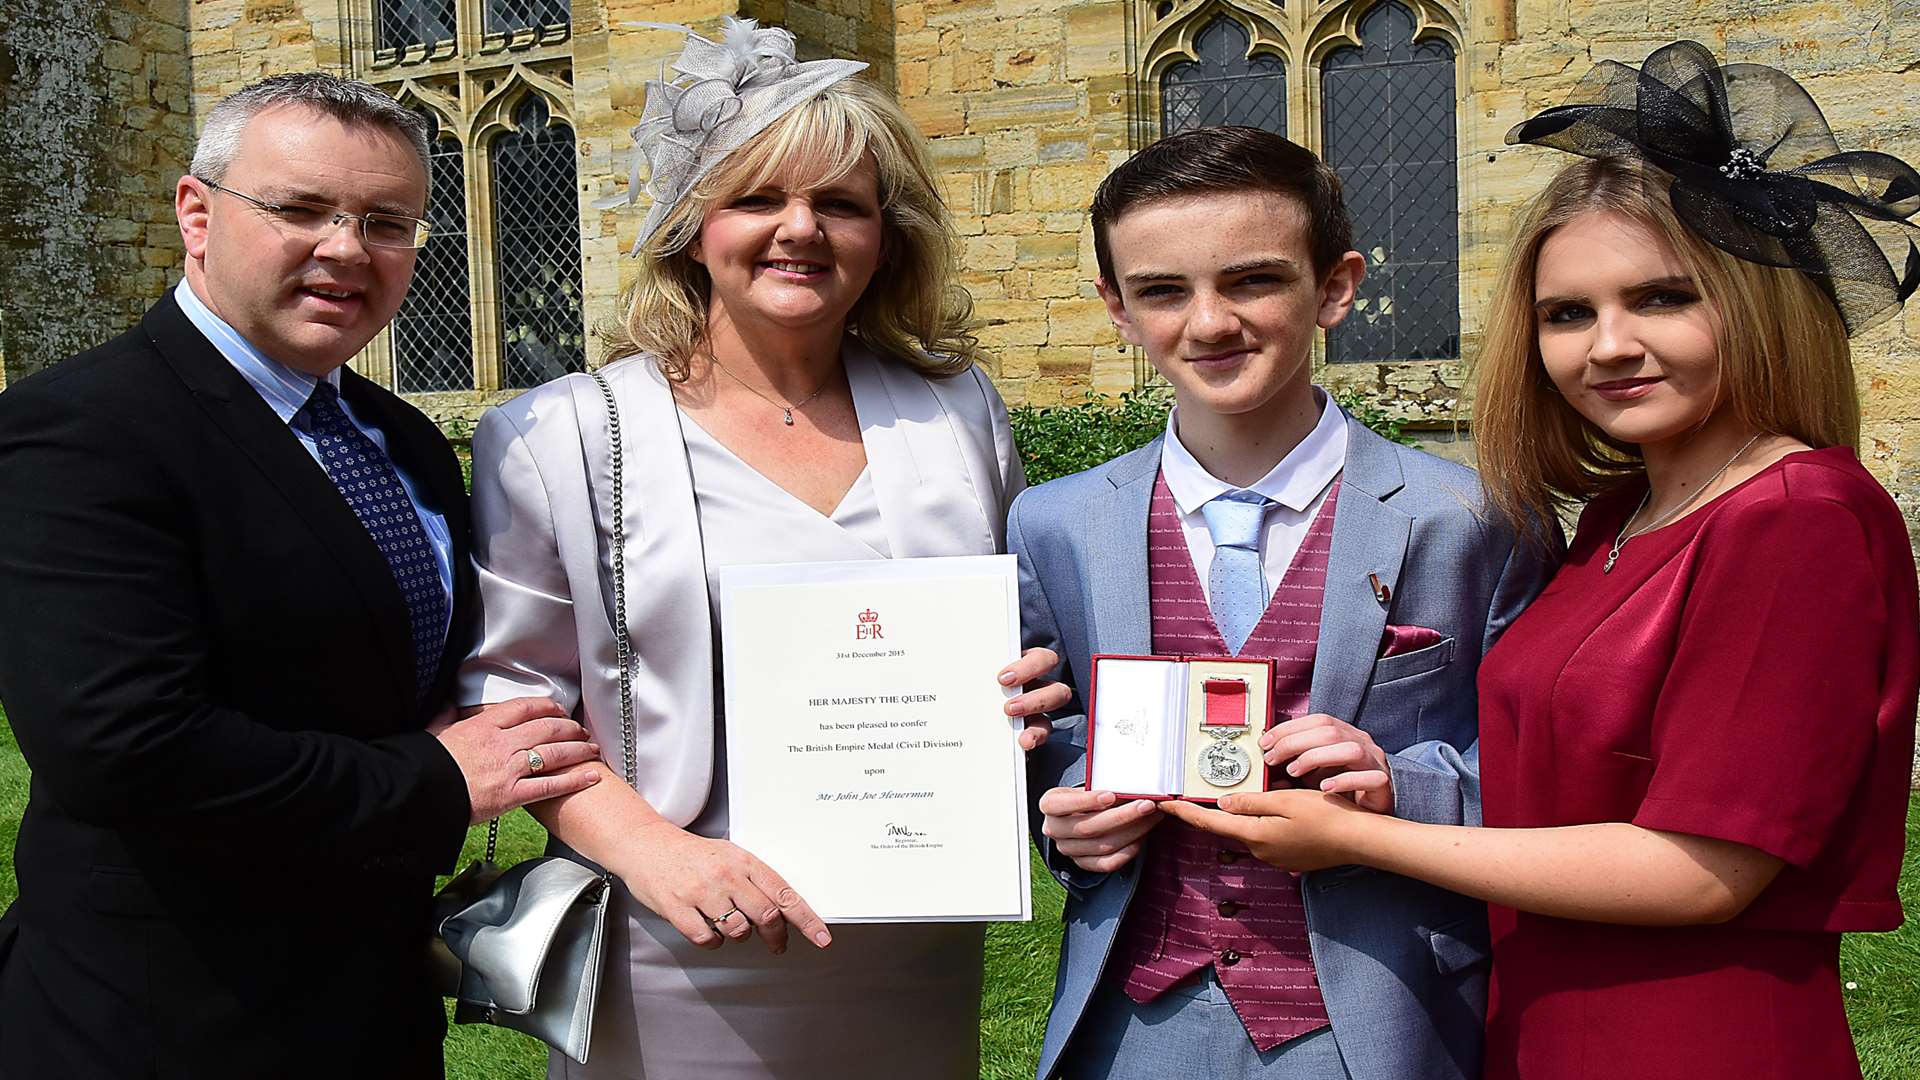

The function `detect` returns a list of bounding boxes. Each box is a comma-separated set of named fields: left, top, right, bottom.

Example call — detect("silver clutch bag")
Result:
left=430, top=369, right=640, bottom=1065
left=430, top=853, right=610, bottom=1062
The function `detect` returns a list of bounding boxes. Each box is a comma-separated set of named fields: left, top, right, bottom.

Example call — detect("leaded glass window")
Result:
left=375, top=0, right=455, bottom=51
left=394, top=114, right=473, bottom=392
left=1321, top=1, right=1459, bottom=363
left=486, top=0, right=571, bottom=35
left=491, top=95, right=585, bottom=389
left=1161, top=15, right=1286, bottom=136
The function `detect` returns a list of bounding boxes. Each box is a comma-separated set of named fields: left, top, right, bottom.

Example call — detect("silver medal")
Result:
left=1198, top=738, right=1251, bottom=787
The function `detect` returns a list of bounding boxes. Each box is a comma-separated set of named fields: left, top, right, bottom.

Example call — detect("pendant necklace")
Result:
left=708, top=356, right=833, bottom=427
left=1604, top=433, right=1761, bottom=574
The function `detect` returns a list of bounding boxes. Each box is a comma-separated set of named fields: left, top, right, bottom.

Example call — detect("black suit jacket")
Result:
left=0, top=294, right=474, bottom=1079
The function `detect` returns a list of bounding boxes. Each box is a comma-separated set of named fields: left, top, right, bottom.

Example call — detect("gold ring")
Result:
left=526, top=748, right=545, bottom=774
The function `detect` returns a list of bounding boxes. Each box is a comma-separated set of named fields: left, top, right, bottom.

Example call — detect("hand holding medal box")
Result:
left=1084, top=653, right=1275, bottom=802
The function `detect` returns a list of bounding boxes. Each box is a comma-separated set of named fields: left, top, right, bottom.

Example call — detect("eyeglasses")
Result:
left=198, top=178, right=432, bottom=249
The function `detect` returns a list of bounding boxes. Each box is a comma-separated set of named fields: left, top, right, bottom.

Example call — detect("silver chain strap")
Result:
left=591, top=371, right=640, bottom=794
left=479, top=374, right=639, bottom=867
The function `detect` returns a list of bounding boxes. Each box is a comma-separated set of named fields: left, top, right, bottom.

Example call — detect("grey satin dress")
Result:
left=552, top=415, right=983, bottom=1079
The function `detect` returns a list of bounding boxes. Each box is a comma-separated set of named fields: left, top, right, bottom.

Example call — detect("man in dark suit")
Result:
left=0, top=73, right=601, bottom=1078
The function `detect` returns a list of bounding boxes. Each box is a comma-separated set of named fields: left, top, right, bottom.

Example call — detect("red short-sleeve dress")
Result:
left=1477, top=447, right=1918, bottom=1080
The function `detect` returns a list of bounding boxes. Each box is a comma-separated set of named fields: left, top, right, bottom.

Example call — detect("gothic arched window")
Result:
left=486, top=0, right=571, bottom=36
left=375, top=0, right=454, bottom=51
left=393, top=112, right=474, bottom=393
left=1321, top=1, right=1459, bottom=363
left=490, top=94, right=585, bottom=389
left=1161, top=15, right=1287, bottom=136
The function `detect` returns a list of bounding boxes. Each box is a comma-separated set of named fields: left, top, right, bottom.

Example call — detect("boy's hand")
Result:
left=1262, top=713, right=1393, bottom=813
left=1000, top=647, right=1070, bottom=750
left=1039, top=786, right=1162, bottom=873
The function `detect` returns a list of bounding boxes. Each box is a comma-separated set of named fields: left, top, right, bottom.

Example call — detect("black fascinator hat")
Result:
left=1507, top=40, right=1920, bottom=336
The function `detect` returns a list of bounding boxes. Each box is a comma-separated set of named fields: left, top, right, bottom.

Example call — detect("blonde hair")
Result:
left=603, top=77, right=978, bottom=380
left=1471, top=156, right=1857, bottom=541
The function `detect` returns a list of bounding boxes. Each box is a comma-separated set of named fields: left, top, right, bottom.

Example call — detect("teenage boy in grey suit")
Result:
left=1012, top=126, right=1556, bottom=1080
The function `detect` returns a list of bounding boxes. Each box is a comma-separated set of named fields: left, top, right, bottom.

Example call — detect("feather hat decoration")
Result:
left=1508, top=40, right=1920, bottom=335
left=602, top=17, right=867, bottom=255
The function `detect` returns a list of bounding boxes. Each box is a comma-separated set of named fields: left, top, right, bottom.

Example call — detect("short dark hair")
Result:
left=1090, top=126, right=1354, bottom=285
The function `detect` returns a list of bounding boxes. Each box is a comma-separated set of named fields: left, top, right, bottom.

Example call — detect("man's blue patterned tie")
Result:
left=298, top=382, right=446, bottom=707
left=1200, top=489, right=1273, bottom=655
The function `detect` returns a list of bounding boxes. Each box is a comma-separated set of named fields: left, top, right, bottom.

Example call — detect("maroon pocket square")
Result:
left=1379, top=624, right=1444, bottom=658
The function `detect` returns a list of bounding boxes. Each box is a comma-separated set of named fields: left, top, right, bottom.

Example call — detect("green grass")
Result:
left=436, top=815, right=1069, bottom=1079
left=1842, top=799, right=1920, bottom=1080
left=2, top=708, right=1914, bottom=1076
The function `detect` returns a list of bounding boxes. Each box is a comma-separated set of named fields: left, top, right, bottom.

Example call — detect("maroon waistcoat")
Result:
left=1107, top=472, right=1341, bottom=1051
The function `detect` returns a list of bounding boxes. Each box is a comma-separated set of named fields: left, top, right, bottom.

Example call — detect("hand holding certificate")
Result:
left=718, top=555, right=1032, bottom=923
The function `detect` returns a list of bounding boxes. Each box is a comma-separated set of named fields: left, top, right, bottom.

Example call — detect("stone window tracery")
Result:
left=1322, top=1, right=1459, bottom=362
left=484, top=0, right=571, bottom=37
left=393, top=110, right=475, bottom=392
left=1161, top=15, right=1287, bottom=136
left=355, top=2, right=582, bottom=398
left=1133, top=0, right=1466, bottom=375
left=490, top=94, right=585, bottom=388
left=376, top=0, right=455, bottom=53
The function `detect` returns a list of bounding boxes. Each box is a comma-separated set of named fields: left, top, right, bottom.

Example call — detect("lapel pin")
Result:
left=1368, top=572, right=1391, bottom=605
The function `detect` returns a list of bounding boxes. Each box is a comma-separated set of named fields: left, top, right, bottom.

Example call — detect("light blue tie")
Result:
left=1200, top=489, right=1272, bottom=655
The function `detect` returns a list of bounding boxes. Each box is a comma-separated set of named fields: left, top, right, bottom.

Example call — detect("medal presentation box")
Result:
left=1086, top=654, right=1273, bottom=803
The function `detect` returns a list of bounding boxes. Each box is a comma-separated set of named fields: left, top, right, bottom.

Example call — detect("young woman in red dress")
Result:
left=1162, top=41, right=1920, bottom=1079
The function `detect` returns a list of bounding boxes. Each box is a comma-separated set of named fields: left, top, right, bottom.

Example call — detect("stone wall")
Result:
left=0, top=0, right=193, bottom=385
left=894, top=0, right=1919, bottom=425
left=743, top=0, right=897, bottom=82
left=7, top=0, right=1915, bottom=448
left=882, top=0, right=1920, bottom=574
left=185, top=0, right=353, bottom=104
left=894, top=0, right=1135, bottom=406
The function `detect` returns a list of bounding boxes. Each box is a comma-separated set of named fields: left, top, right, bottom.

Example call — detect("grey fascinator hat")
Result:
left=1508, top=39, right=1920, bottom=335
left=603, top=17, right=867, bottom=255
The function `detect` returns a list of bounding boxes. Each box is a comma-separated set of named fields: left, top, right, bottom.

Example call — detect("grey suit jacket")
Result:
left=1011, top=413, right=1557, bottom=1080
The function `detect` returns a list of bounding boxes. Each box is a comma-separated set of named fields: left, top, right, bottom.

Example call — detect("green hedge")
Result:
left=447, top=385, right=1406, bottom=492
left=1009, top=386, right=1406, bottom=486
left=1009, top=386, right=1174, bottom=486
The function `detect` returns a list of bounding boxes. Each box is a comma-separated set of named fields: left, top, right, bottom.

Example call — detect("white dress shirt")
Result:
left=1158, top=389, right=1347, bottom=605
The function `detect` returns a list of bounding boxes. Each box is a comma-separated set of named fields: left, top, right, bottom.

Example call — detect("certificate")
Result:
left=718, top=555, right=1032, bottom=923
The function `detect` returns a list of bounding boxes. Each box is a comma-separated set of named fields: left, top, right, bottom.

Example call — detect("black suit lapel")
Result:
left=142, top=295, right=417, bottom=708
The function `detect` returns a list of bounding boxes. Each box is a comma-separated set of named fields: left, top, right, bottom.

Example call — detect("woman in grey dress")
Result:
left=458, top=19, right=1067, bottom=1079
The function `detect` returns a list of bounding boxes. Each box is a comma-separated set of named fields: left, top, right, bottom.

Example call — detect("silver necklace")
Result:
left=1604, top=433, right=1762, bottom=574
left=708, top=356, right=833, bottom=427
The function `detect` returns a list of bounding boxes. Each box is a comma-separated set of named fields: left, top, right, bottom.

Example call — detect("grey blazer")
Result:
left=1011, top=413, right=1557, bottom=1080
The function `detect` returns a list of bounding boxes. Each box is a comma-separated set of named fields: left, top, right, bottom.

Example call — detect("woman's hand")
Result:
left=1261, top=713, right=1394, bottom=812
left=616, top=821, right=833, bottom=955
left=999, top=647, right=1071, bottom=750
left=1160, top=789, right=1373, bottom=872
left=1039, top=786, right=1162, bottom=873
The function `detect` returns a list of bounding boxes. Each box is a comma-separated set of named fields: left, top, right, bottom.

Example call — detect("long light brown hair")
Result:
left=1472, top=156, right=1857, bottom=542
left=602, top=77, right=979, bottom=380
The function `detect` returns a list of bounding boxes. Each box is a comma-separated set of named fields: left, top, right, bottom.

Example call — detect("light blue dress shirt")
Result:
left=172, top=279, right=456, bottom=615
